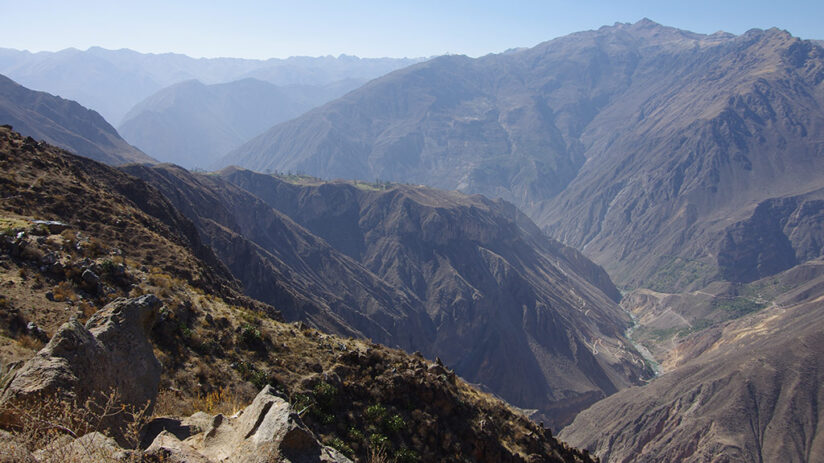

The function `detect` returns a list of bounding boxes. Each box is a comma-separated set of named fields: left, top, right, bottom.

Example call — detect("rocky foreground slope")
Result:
left=0, top=126, right=594, bottom=461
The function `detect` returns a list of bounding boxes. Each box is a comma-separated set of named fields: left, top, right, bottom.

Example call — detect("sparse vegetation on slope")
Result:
left=0, top=127, right=595, bottom=462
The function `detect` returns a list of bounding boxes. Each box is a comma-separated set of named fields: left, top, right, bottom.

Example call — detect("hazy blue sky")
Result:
left=1, top=0, right=821, bottom=59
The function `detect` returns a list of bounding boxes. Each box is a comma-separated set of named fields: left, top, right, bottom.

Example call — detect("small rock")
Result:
left=145, top=431, right=212, bottom=463
left=33, top=432, right=128, bottom=461
left=82, top=268, right=100, bottom=285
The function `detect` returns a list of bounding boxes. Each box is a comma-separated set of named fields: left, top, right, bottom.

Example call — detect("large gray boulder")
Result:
left=144, top=386, right=352, bottom=463
left=0, top=295, right=162, bottom=439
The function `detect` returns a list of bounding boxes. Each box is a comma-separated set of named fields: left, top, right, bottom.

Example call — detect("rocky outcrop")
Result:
left=143, top=386, right=352, bottom=463
left=0, top=295, right=162, bottom=437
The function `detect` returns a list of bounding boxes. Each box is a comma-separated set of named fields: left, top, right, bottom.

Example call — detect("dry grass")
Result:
left=17, top=334, right=45, bottom=351
left=0, top=390, right=150, bottom=462
left=153, top=387, right=246, bottom=418
left=51, top=281, right=78, bottom=303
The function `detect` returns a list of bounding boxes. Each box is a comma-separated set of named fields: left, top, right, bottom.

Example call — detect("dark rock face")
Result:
left=0, top=73, right=153, bottom=165
left=0, top=295, right=162, bottom=440
left=718, top=189, right=824, bottom=282
left=121, top=163, right=427, bottom=346
left=120, top=162, right=647, bottom=427
left=218, top=168, right=649, bottom=428
left=218, top=21, right=824, bottom=291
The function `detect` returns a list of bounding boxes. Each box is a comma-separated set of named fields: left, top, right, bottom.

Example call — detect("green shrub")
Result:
left=395, top=448, right=420, bottom=463
left=365, top=404, right=387, bottom=423
left=348, top=427, right=365, bottom=442
left=369, top=432, right=389, bottom=450
left=327, top=437, right=354, bottom=457
left=385, top=414, right=406, bottom=433
left=239, top=323, right=264, bottom=349
left=313, top=381, right=337, bottom=410
left=249, top=370, right=270, bottom=390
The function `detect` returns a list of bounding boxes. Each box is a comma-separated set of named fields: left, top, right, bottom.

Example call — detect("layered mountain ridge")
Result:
left=220, top=20, right=824, bottom=292
left=0, top=74, right=153, bottom=165
left=0, top=47, right=424, bottom=125
left=121, top=164, right=648, bottom=428
left=118, top=78, right=364, bottom=168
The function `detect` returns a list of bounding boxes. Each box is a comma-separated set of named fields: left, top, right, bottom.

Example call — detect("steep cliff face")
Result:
left=121, top=164, right=430, bottom=347
left=219, top=168, right=649, bottom=427
left=718, top=188, right=824, bottom=282
left=0, top=74, right=153, bottom=165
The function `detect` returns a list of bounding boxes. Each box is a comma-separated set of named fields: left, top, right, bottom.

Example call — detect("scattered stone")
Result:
left=25, top=321, right=48, bottom=342
left=31, top=220, right=69, bottom=235
left=145, top=431, right=213, bottom=463
left=82, top=268, right=100, bottom=285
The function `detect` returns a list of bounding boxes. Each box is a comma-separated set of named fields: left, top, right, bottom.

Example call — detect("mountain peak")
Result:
left=634, top=17, right=663, bottom=28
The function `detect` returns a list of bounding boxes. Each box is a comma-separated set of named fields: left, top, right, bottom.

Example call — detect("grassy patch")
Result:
left=712, top=297, right=765, bottom=319
left=648, top=256, right=715, bottom=293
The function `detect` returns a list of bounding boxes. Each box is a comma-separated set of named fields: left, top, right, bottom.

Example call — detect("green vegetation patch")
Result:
left=648, top=256, right=715, bottom=293
left=712, top=297, right=765, bottom=319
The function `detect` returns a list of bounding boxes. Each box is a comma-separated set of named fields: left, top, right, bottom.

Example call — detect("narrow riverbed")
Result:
left=625, top=312, right=663, bottom=377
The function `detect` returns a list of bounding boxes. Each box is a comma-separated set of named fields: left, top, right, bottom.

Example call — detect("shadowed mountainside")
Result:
left=217, top=168, right=648, bottom=427
left=0, top=74, right=153, bottom=165
left=117, top=162, right=650, bottom=428
left=120, top=163, right=430, bottom=347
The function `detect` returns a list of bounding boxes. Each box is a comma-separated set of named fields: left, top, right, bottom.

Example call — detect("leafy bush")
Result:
left=239, top=323, right=264, bottom=350
left=395, top=448, right=420, bottom=463
left=365, top=403, right=387, bottom=423
left=313, top=381, right=337, bottom=410
left=348, top=427, right=365, bottom=442
left=327, top=437, right=354, bottom=458
left=369, top=432, right=389, bottom=450
left=385, top=414, right=406, bottom=433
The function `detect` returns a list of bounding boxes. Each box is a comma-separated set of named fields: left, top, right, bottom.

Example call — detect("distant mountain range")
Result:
left=118, top=78, right=364, bottom=169
left=219, top=19, right=824, bottom=293
left=0, top=47, right=424, bottom=125
left=0, top=73, right=152, bottom=165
